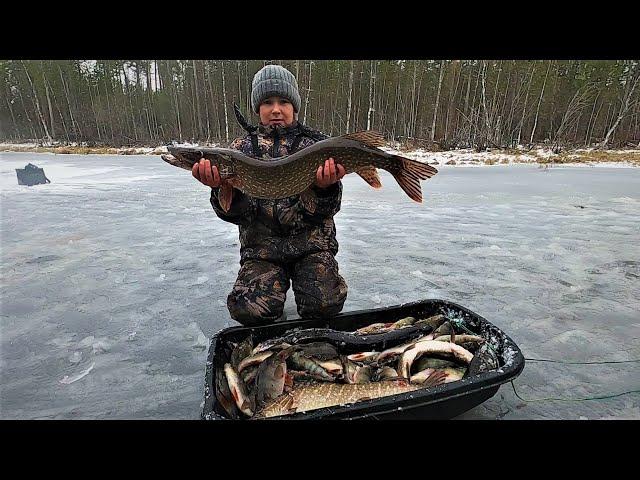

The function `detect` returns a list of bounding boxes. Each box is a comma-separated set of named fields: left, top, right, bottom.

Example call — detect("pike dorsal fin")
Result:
left=341, top=130, right=386, bottom=148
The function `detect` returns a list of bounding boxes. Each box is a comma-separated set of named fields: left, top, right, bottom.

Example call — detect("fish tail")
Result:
left=389, top=156, right=438, bottom=203
left=399, top=156, right=439, bottom=181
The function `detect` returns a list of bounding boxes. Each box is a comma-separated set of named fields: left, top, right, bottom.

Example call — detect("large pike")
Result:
left=161, top=130, right=438, bottom=212
left=256, top=372, right=447, bottom=419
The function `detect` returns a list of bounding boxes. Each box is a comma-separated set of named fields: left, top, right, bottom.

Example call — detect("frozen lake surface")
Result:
left=1, top=152, right=639, bottom=419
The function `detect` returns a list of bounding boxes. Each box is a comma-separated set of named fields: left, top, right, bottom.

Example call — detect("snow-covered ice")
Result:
left=1, top=152, right=639, bottom=419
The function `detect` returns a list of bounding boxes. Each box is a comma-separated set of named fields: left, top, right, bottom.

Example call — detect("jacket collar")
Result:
left=257, top=121, right=301, bottom=137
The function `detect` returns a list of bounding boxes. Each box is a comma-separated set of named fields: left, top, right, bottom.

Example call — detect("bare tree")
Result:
left=21, top=60, right=52, bottom=143
left=303, top=61, right=313, bottom=124
left=599, top=62, right=640, bottom=148
left=530, top=61, right=552, bottom=144
left=366, top=60, right=376, bottom=130
left=430, top=60, right=445, bottom=144
left=552, top=84, right=595, bottom=152
left=221, top=61, right=229, bottom=143
left=517, top=64, right=535, bottom=146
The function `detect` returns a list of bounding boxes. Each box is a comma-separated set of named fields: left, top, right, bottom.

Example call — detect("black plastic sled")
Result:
left=202, top=299, right=525, bottom=420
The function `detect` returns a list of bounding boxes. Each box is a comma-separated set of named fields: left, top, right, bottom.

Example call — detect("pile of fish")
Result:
left=215, top=314, right=499, bottom=419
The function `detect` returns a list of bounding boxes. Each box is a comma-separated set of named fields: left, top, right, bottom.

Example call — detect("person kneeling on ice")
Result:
left=192, top=64, right=348, bottom=326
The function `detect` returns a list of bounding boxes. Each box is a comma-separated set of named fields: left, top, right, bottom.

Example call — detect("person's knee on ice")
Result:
left=292, top=251, right=348, bottom=319
left=227, top=290, right=286, bottom=326
left=226, top=259, right=289, bottom=326
left=297, top=292, right=346, bottom=319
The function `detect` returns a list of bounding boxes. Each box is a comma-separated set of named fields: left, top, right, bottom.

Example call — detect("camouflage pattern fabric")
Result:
left=227, top=252, right=347, bottom=325
left=210, top=121, right=348, bottom=325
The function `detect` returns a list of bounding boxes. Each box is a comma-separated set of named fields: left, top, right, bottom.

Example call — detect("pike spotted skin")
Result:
left=256, top=373, right=446, bottom=419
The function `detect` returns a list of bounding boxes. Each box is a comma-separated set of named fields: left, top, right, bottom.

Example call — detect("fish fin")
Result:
left=355, top=167, right=382, bottom=189
left=341, top=130, right=387, bottom=148
left=398, top=156, right=439, bottom=180
left=283, top=393, right=296, bottom=411
left=299, top=188, right=317, bottom=214
left=423, top=370, right=447, bottom=387
left=388, top=157, right=438, bottom=203
left=218, top=181, right=233, bottom=213
left=241, top=401, right=254, bottom=417
left=389, top=169, right=423, bottom=203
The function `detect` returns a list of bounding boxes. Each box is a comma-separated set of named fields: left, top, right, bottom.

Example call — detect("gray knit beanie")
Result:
left=251, top=65, right=301, bottom=113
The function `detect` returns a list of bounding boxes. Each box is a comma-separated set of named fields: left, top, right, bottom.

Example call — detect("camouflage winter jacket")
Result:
left=210, top=122, right=342, bottom=264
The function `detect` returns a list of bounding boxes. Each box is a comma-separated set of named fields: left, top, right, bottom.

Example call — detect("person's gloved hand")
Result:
left=315, top=158, right=346, bottom=189
left=192, top=158, right=222, bottom=188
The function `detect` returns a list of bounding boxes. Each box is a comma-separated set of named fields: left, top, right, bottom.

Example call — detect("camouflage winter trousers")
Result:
left=227, top=251, right=348, bottom=326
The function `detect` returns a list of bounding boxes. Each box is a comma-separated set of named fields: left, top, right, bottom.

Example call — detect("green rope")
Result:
left=525, top=358, right=640, bottom=365
left=510, top=380, right=640, bottom=403
left=447, top=313, right=640, bottom=402
left=446, top=314, right=640, bottom=365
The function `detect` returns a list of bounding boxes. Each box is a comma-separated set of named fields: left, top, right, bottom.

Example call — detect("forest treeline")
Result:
left=1, top=60, right=639, bottom=151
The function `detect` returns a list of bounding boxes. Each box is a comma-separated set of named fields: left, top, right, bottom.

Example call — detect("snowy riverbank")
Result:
left=2, top=142, right=639, bottom=168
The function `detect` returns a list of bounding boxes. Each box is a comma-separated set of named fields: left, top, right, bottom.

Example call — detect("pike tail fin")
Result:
left=389, top=157, right=438, bottom=203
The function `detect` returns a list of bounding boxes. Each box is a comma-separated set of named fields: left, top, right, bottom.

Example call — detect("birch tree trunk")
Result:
left=192, top=60, right=203, bottom=139
left=207, top=62, right=221, bottom=141
left=42, top=68, right=56, bottom=140
left=392, top=71, right=400, bottom=140
left=58, top=64, right=80, bottom=140
left=445, top=61, right=461, bottom=143
left=517, top=65, right=535, bottom=146
left=303, top=61, right=313, bottom=124
left=480, top=61, right=491, bottom=148
left=464, top=63, right=472, bottom=115
left=600, top=65, right=640, bottom=148
left=346, top=60, right=353, bottom=133
left=21, top=61, right=52, bottom=143
left=585, top=90, right=601, bottom=147
left=410, top=61, right=417, bottom=139
left=221, top=61, right=229, bottom=143
left=367, top=60, right=376, bottom=130
left=530, top=61, right=551, bottom=144
left=18, top=86, right=38, bottom=140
